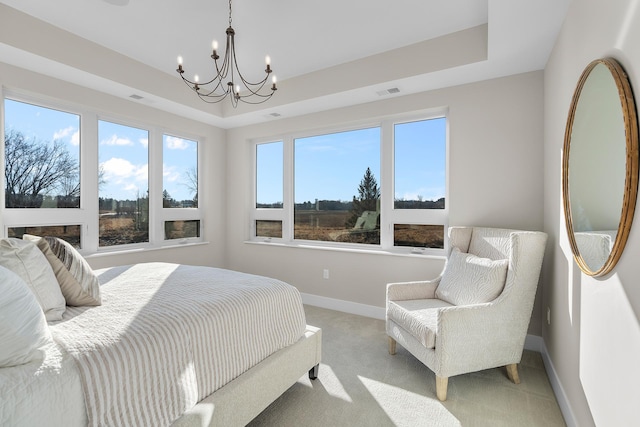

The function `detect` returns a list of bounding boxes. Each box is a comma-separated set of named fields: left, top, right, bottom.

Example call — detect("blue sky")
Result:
left=6, top=99, right=443, bottom=205
left=4, top=99, right=197, bottom=202
left=257, top=118, right=446, bottom=205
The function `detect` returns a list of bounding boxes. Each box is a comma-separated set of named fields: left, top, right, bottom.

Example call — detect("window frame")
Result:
left=250, top=110, right=449, bottom=255
left=158, top=132, right=203, bottom=244
left=1, top=90, right=204, bottom=254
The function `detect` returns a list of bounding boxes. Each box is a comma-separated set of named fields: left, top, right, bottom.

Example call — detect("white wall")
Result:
left=226, top=71, right=546, bottom=333
left=0, top=61, right=228, bottom=270
left=543, top=0, right=640, bottom=425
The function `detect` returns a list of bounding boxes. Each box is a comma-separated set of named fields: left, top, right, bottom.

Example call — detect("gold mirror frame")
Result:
left=563, top=58, right=639, bottom=277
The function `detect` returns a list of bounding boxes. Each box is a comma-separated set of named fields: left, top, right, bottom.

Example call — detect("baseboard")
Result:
left=301, top=292, right=577, bottom=427
left=539, top=340, right=578, bottom=427
left=300, top=293, right=385, bottom=320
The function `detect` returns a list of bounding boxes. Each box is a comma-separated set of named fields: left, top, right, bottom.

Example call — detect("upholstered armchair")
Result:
left=386, top=227, right=547, bottom=401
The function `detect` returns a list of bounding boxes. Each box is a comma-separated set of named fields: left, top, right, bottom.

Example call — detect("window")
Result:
left=392, top=117, right=446, bottom=249
left=98, top=120, right=149, bottom=247
left=4, top=99, right=80, bottom=208
left=164, top=220, right=200, bottom=240
left=256, top=141, right=283, bottom=208
left=251, top=112, right=448, bottom=253
left=163, top=135, right=198, bottom=208
left=254, top=141, right=284, bottom=239
left=8, top=225, right=82, bottom=248
left=160, top=134, right=202, bottom=242
left=2, top=93, right=204, bottom=252
left=294, top=128, right=380, bottom=244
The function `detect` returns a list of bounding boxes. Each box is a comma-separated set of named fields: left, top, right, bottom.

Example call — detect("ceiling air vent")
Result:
left=129, top=94, right=144, bottom=100
left=376, top=87, right=401, bottom=97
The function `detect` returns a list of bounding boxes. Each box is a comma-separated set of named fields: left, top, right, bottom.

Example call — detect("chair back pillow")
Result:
left=436, top=247, right=508, bottom=305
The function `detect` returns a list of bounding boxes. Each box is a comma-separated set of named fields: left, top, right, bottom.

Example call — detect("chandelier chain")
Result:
left=228, top=0, right=232, bottom=26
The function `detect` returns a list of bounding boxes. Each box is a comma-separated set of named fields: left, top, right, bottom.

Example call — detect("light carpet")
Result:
left=248, top=305, right=566, bottom=427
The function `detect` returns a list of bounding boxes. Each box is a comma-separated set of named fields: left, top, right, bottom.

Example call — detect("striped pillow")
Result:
left=435, top=247, right=508, bottom=305
left=24, top=235, right=101, bottom=306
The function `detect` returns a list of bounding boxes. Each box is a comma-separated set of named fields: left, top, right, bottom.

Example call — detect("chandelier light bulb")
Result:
left=212, top=40, right=218, bottom=51
left=177, top=56, right=183, bottom=65
left=235, top=85, right=240, bottom=94
left=265, top=55, right=271, bottom=65
left=194, top=75, right=199, bottom=83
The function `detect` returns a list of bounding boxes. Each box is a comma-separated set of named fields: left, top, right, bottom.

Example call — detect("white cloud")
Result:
left=135, top=164, right=148, bottom=182
left=71, top=131, right=80, bottom=146
left=165, top=136, right=189, bottom=150
left=139, top=137, right=148, bottom=148
left=101, top=134, right=134, bottom=146
left=53, top=126, right=76, bottom=142
left=100, top=158, right=148, bottom=197
left=123, top=183, right=139, bottom=193
left=163, top=164, right=180, bottom=182
left=101, top=157, right=136, bottom=178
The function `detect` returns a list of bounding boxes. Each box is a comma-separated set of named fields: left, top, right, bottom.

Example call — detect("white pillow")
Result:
left=24, top=235, right=101, bottom=306
left=436, top=247, right=509, bottom=305
left=0, top=238, right=66, bottom=321
left=0, top=265, right=52, bottom=367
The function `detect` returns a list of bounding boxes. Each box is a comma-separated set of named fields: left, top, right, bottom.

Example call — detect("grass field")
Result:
left=258, top=210, right=443, bottom=247
left=99, top=215, right=148, bottom=247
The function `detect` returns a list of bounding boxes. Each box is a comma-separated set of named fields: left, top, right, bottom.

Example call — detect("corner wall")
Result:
left=226, top=71, right=546, bottom=334
left=543, top=0, right=640, bottom=425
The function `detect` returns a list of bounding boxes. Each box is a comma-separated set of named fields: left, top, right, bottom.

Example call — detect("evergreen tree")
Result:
left=346, top=167, right=380, bottom=228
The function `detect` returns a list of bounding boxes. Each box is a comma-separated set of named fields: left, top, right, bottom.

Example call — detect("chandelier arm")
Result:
left=236, top=93, right=275, bottom=105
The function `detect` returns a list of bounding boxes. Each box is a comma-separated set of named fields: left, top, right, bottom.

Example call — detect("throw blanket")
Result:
left=51, top=263, right=306, bottom=427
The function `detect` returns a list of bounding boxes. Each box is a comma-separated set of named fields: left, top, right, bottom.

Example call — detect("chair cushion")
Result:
left=387, top=299, right=453, bottom=349
left=435, top=247, right=508, bottom=305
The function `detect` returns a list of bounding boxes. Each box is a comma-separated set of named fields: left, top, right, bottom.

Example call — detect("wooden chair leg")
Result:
left=388, top=337, right=397, bottom=355
left=506, top=363, right=520, bottom=384
left=436, top=376, right=448, bottom=401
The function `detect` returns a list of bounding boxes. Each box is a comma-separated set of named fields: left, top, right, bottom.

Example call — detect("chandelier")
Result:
left=176, top=0, right=277, bottom=107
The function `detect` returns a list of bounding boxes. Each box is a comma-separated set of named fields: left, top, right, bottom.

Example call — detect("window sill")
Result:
left=84, top=240, right=210, bottom=259
left=243, top=240, right=446, bottom=260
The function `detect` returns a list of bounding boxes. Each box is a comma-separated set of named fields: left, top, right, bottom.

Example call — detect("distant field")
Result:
left=259, top=210, right=443, bottom=247
left=99, top=216, right=148, bottom=246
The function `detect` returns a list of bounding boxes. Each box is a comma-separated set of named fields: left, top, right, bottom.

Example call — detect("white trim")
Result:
left=301, top=293, right=386, bottom=320
left=540, top=340, right=578, bottom=427
left=301, top=292, right=576, bottom=427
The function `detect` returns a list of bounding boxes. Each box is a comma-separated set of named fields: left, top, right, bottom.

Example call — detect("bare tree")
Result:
left=183, top=166, right=198, bottom=207
left=4, top=129, right=79, bottom=208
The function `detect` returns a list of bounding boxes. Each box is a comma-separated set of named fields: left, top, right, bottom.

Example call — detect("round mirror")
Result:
left=563, top=58, right=639, bottom=276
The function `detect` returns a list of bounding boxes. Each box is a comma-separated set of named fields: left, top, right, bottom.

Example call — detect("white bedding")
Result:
left=0, top=341, right=84, bottom=426
left=0, top=262, right=307, bottom=427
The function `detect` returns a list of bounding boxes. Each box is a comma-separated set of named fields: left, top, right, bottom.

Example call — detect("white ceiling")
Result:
left=0, top=0, right=570, bottom=128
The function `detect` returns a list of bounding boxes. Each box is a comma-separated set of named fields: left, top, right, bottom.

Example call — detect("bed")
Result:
left=0, top=236, right=321, bottom=427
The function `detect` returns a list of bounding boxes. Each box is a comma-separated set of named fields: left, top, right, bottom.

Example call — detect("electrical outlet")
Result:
left=547, top=307, right=551, bottom=325
left=323, top=269, right=329, bottom=279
